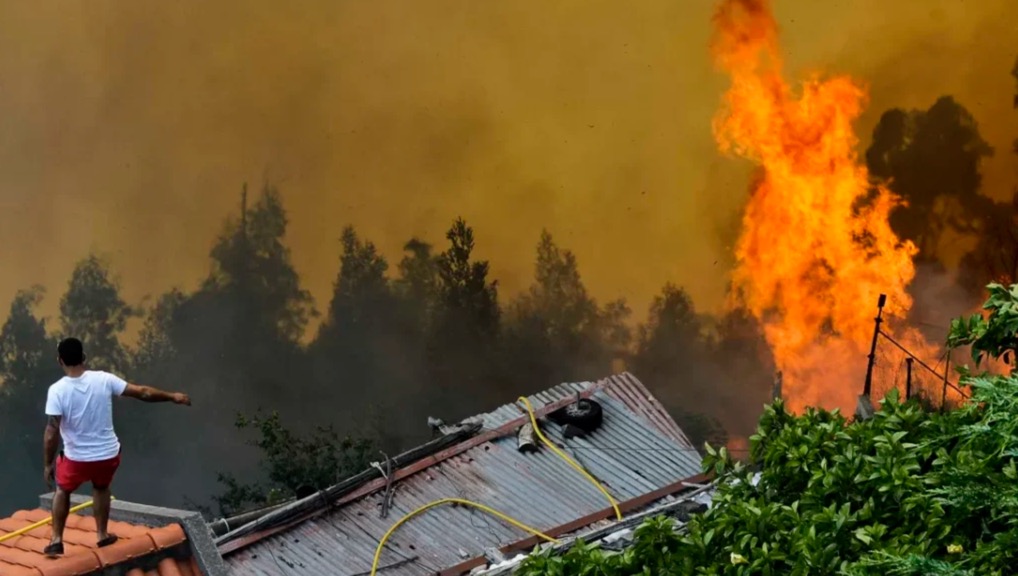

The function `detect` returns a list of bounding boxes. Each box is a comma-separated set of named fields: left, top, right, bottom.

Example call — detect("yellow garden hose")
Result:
left=0, top=497, right=114, bottom=544
left=369, top=497, right=559, bottom=576
left=368, top=396, right=621, bottom=575
left=518, top=396, right=622, bottom=521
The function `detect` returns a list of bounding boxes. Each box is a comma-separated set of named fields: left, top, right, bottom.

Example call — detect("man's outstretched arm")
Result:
left=121, top=383, right=191, bottom=405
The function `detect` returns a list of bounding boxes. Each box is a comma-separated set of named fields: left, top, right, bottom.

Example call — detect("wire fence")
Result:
left=867, top=328, right=969, bottom=412
left=839, top=292, right=984, bottom=412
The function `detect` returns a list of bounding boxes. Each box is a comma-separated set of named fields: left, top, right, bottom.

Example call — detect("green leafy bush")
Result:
left=518, top=287, right=1018, bottom=576
left=212, top=410, right=374, bottom=516
left=947, top=282, right=1018, bottom=370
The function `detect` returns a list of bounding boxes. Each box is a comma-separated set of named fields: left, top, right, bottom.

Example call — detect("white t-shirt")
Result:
left=44, top=370, right=129, bottom=462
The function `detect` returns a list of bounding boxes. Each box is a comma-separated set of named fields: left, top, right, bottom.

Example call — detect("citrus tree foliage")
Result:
left=947, top=282, right=1018, bottom=370
left=520, top=382, right=1018, bottom=575
left=519, top=285, right=1018, bottom=575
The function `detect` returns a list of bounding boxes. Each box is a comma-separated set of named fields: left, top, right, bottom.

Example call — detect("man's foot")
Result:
left=44, top=542, right=64, bottom=558
left=97, top=534, right=118, bottom=548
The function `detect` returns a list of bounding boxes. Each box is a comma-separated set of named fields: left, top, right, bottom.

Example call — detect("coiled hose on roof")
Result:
left=368, top=396, right=622, bottom=575
left=517, top=396, right=621, bottom=521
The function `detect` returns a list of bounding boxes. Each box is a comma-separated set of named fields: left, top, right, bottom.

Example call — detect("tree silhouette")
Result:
left=312, top=226, right=400, bottom=412
left=131, top=289, right=187, bottom=379
left=504, top=231, right=630, bottom=389
left=958, top=192, right=1018, bottom=294
left=205, top=184, right=315, bottom=345
left=865, top=96, right=994, bottom=259
left=955, top=59, right=1018, bottom=295
left=160, top=183, right=315, bottom=404
left=0, top=287, right=57, bottom=392
left=631, top=284, right=722, bottom=450
left=632, top=284, right=705, bottom=381
left=425, top=218, right=501, bottom=417
left=394, top=238, right=439, bottom=331
left=435, top=218, right=499, bottom=338
left=0, top=287, right=60, bottom=513
left=317, top=226, right=391, bottom=344
left=629, top=285, right=772, bottom=452
left=126, top=184, right=320, bottom=510
left=59, top=255, right=137, bottom=371
left=711, top=307, right=774, bottom=405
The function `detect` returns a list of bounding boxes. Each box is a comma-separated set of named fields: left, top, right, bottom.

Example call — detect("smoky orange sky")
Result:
left=0, top=0, right=1015, bottom=333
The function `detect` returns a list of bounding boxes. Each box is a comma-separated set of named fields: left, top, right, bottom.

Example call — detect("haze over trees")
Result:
left=862, top=62, right=1018, bottom=330
left=0, top=182, right=775, bottom=516
left=865, top=96, right=994, bottom=261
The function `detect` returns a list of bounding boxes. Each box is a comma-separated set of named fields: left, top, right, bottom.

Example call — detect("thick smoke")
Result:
left=0, top=1, right=728, bottom=324
left=0, top=1, right=1012, bottom=328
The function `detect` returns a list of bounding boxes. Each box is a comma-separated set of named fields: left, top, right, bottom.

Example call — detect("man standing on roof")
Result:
left=42, top=337, right=191, bottom=557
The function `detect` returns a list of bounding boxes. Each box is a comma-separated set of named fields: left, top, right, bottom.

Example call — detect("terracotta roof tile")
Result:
left=94, top=533, right=156, bottom=566
left=36, top=550, right=100, bottom=576
left=148, top=525, right=186, bottom=549
left=0, top=546, right=47, bottom=567
left=4, top=564, right=44, bottom=576
left=12, top=510, right=51, bottom=524
left=59, top=528, right=99, bottom=548
left=0, top=509, right=202, bottom=576
left=0, top=518, right=28, bottom=534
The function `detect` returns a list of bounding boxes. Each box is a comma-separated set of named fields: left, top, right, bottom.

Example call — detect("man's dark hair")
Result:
left=57, top=338, right=85, bottom=366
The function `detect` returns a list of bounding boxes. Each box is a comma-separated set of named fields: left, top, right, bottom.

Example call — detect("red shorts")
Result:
left=56, top=452, right=121, bottom=492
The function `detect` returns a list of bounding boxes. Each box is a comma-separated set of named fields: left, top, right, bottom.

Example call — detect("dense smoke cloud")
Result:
left=0, top=1, right=1012, bottom=328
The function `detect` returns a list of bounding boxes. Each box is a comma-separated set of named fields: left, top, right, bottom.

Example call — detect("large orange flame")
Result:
left=711, top=0, right=929, bottom=412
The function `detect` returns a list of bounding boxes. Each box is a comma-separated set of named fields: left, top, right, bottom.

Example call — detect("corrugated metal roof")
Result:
left=477, top=481, right=717, bottom=574
left=222, top=372, right=702, bottom=576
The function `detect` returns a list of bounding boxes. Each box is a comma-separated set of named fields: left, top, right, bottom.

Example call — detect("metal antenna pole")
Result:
left=905, top=357, right=913, bottom=400
left=863, top=294, right=887, bottom=397
left=941, top=350, right=951, bottom=412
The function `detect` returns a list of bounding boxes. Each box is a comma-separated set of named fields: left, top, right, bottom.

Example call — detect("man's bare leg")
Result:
left=93, top=485, right=113, bottom=544
left=46, top=488, right=70, bottom=555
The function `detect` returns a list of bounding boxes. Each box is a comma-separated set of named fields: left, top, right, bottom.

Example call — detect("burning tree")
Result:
left=711, top=0, right=940, bottom=413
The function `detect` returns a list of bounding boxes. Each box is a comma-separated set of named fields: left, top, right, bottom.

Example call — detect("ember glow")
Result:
left=710, top=0, right=932, bottom=412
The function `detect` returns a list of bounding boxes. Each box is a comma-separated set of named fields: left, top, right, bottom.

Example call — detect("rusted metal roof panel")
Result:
left=222, top=372, right=702, bottom=576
